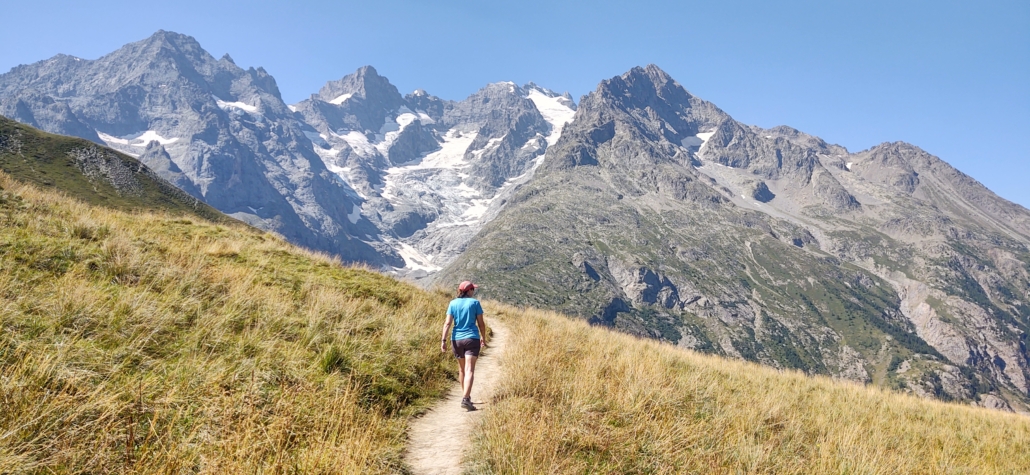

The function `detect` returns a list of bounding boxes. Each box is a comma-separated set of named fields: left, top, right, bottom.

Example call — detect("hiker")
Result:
left=441, top=280, right=488, bottom=411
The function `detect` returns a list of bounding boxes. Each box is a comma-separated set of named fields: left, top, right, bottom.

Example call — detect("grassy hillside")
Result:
left=472, top=305, right=1030, bottom=474
left=3, top=168, right=1029, bottom=474
left=0, top=115, right=228, bottom=223
left=0, top=171, right=453, bottom=473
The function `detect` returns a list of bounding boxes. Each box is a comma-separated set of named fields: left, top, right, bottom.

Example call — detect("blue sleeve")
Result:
left=474, top=300, right=484, bottom=316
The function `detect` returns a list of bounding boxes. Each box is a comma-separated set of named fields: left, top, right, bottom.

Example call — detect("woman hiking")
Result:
left=441, top=280, right=488, bottom=411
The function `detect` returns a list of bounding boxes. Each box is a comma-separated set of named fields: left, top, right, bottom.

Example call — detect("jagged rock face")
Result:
left=292, top=70, right=574, bottom=276
left=0, top=31, right=392, bottom=266
left=0, top=115, right=224, bottom=222
left=437, top=64, right=1030, bottom=412
left=700, top=119, right=860, bottom=212
left=446, top=82, right=551, bottom=192
left=5, top=34, right=1029, bottom=411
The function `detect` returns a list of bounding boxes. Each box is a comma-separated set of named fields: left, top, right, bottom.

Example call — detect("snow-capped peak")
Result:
left=526, top=88, right=576, bottom=147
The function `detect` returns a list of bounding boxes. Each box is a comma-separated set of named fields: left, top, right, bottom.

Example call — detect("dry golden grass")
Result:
left=7, top=169, right=1030, bottom=474
left=0, top=172, right=454, bottom=473
left=471, top=304, right=1030, bottom=474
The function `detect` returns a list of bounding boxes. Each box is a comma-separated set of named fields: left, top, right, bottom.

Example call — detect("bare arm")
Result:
left=441, top=314, right=454, bottom=353
left=476, top=313, right=487, bottom=348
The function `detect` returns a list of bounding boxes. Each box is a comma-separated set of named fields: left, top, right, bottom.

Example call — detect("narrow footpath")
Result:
left=406, top=321, right=509, bottom=475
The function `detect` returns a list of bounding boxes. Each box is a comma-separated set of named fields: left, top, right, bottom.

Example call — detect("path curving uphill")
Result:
left=406, top=321, right=509, bottom=474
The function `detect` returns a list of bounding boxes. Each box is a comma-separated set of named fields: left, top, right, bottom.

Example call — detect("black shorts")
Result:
left=452, top=338, right=481, bottom=359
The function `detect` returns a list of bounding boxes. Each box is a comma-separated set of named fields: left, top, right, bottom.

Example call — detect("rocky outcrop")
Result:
left=437, top=64, right=1030, bottom=411
left=607, top=258, right=682, bottom=309
left=70, top=146, right=144, bottom=196
left=0, top=31, right=394, bottom=266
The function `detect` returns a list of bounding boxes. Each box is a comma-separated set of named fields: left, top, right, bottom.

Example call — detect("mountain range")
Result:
left=2, top=31, right=1028, bottom=411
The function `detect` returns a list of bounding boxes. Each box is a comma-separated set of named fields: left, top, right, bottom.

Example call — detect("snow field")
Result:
left=526, top=89, right=576, bottom=146
left=214, top=95, right=259, bottom=113
left=329, top=93, right=353, bottom=105
left=97, top=130, right=179, bottom=147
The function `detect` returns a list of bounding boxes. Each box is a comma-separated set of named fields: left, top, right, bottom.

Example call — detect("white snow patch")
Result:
left=846, top=162, right=853, bottom=171
left=454, top=182, right=480, bottom=198
left=378, top=129, right=478, bottom=202
left=315, top=145, right=343, bottom=166
left=323, top=159, right=352, bottom=179
left=288, top=105, right=298, bottom=112
left=97, top=132, right=129, bottom=145
left=337, top=130, right=378, bottom=156
left=346, top=204, right=361, bottom=224
left=132, top=130, right=179, bottom=146
left=214, top=96, right=258, bottom=113
left=522, top=135, right=543, bottom=151
left=303, top=130, right=330, bottom=148
left=526, top=89, right=576, bottom=146
left=98, top=130, right=179, bottom=147
left=472, top=136, right=505, bottom=159
left=696, top=131, right=716, bottom=144
left=396, top=243, right=441, bottom=272
left=418, top=130, right=478, bottom=170
left=415, top=110, right=435, bottom=125
left=685, top=131, right=716, bottom=153
left=681, top=136, right=703, bottom=148
left=328, top=93, right=353, bottom=105
left=461, top=198, right=492, bottom=222
left=374, top=110, right=420, bottom=157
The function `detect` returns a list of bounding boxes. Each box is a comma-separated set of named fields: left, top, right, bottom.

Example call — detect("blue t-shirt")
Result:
left=448, top=297, right=483, bottom=340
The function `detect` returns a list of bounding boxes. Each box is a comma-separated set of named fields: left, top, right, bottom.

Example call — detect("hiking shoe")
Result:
left=461, top=397, right=476, bottom=411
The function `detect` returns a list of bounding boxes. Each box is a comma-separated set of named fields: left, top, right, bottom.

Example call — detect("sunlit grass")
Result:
left=0, top=172, right=453, bottom=473
left=4, top=168, right=1029, bottom=474
left=472, top=305, right=1030, bottom=474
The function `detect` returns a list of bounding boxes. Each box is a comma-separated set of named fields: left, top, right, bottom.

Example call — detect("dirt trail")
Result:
left=406, top=321, right=509, bottom=475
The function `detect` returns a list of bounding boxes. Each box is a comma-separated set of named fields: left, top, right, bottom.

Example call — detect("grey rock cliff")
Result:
left=292, top=70, right=575, bottom=276
left=7, top=36, right=1027, bottom=411
left=0, top=31, right=393, bottom=266
left=437, top=64, right=1030, bottom=412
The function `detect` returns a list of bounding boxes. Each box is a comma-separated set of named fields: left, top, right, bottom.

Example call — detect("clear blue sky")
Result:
left=3, top=0, right=1028, bottom=207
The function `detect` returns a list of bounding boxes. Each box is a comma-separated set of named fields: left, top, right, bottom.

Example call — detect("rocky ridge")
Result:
left=0, top=31, right=388, bottom=265
left=435, top=65, right=1030, bottom=411
left=292, top=67, right=575, bottom=275
left=4, top=32, right=1029, bottom=411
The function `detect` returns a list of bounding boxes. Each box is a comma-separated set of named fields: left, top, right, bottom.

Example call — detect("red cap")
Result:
left=458, top=281, right=478, bottom=293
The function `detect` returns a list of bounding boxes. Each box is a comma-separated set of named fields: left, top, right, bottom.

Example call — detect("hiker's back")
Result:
left=448, top=297, right=482, bottom=340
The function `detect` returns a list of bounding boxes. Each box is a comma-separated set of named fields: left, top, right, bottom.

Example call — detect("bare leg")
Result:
left=456, top=357, right=466, bottom=392
left=463, top=355, right=478, bottom=400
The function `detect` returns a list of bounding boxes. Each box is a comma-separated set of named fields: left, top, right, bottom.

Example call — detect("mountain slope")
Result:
left=4, top=168, right=1026, bottom=474
left=0, top=31, right=389, bottom=265
left=292, top=67, right=576, bottom=275
left=473, top=304, right=1030, bottom=473
left=0, top=170, right=453, bottom=472
left=0, top=115, right=226, bottom=222
left=0, top=33, right=580, bottom=273
left=6, top=33, right=1028, bottom=410
left=437, top=65, right=1030, bottom=410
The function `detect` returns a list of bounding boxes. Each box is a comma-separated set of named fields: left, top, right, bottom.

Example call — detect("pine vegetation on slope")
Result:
left=471, top=305, right=1030, bottom=474
left=0, top=172, right=453, bottom=473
